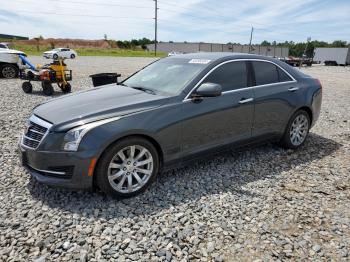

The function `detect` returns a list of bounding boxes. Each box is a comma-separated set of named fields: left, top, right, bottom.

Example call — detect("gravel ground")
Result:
left=0, top=57, right=349, bottom=261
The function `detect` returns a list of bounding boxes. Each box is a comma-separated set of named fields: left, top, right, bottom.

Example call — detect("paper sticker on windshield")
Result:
left=189, top=59, right=211, bottom=64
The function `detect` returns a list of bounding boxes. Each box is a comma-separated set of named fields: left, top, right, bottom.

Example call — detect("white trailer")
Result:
left=313, top=47, right=350, bottom=66
left=0, top=49, right=26, bottom=78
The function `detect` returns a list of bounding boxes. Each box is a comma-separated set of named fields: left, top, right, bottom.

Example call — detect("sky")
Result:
left=1, top=0, right=349, bottom=44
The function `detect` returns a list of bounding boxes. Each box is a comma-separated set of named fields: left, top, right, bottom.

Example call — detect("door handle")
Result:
left=288, top=87, right=299, bottom=92
left=239, top=98, right=254, bottom=104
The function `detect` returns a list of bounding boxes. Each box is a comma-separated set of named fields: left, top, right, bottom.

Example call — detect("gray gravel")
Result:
left=0, top=57, right=349, bottom=261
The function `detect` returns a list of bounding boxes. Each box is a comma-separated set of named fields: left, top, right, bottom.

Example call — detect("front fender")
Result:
left=77, top=109, right=179, bottom=164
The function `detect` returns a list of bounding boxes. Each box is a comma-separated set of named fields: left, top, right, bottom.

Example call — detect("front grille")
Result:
left=21, top=115, right=52, bottom=150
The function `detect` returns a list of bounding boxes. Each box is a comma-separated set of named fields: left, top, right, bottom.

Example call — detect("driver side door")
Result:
left=180, top=60, right=254, bottom=158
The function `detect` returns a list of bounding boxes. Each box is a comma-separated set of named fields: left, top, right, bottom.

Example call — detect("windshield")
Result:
left=123, top=58, right=208, bottom=96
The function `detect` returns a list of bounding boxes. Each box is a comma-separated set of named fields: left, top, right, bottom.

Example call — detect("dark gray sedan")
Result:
left=19, top=53, right=322, bottom=198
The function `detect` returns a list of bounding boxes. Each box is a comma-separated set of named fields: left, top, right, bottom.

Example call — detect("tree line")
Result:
left=109, top=38, right=155, bottom=50
left=260, top=40, right=349, bottom=57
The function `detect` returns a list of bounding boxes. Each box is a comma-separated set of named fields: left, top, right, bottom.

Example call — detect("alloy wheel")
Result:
left=289, top=114, right=309, bottom=146
left=107, top=145, right=154, bottom=193
left=2, top=66, right=16, bottom=78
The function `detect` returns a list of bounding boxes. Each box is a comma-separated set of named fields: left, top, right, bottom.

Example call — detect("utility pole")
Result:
left=154, top=0, right=158, bottom=56
left=248, top=27, right=254, bottom=53
left=300, top=36, right=311, bottom=68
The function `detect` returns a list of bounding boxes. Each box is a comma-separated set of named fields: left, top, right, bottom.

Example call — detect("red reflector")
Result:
left=315, top=79, right=322, bottom=89
left=88, top=158, right=97, bottom=177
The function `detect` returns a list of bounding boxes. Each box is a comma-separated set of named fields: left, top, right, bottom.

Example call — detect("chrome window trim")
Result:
left=183, top=58, right=297, bottom=102
left=21, top=115, right=53, bottom=150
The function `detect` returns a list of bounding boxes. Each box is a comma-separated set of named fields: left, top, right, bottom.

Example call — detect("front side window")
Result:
left=203, top=61, right=247, bottom=92
left=123, top=58, right=207, bottom=96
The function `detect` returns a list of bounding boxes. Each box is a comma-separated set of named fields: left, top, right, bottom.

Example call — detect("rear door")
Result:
left=181, top=60, right=255, bottom=157
left=250, top=60, right=297, bottom=137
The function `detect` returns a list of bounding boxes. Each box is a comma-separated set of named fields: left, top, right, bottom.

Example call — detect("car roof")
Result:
left=166, top=52, right=308, bottom=79
left=168, top=52, right=279, bottom=61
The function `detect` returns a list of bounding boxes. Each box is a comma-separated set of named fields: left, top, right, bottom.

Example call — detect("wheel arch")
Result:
left=92, top=133, right=164, bottom=188
left=296, top=106, right=313, bottom=126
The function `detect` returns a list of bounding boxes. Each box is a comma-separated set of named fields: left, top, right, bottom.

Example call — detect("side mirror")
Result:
left=192, top=83, right=222, bottom=98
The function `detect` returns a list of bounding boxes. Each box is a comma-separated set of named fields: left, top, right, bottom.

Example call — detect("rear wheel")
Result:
left=22, top=82, right=33, bottom=93
left=1, top=64, right=18, bottom=78
left=58, top=82, right=72, bottom=93
left=42, top=81, right=54, bottom=96
left=53, top=54, right=58, bottom=60
left=96, top=137, right=159, bottom=198
left=70, top=54, right=75, bottom=59
left=280, top=110, right=310, bottom=149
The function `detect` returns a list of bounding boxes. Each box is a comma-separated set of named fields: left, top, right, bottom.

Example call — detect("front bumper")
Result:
left=19, top=144, right=94, bottom=190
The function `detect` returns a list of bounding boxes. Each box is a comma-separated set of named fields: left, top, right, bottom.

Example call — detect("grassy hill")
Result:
left=1, top=40, right=165, bottom=57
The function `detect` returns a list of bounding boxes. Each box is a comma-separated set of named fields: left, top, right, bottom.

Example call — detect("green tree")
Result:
left=261, top=40, right=271, bottom=46
left=331, top=40, right=347, bottom=47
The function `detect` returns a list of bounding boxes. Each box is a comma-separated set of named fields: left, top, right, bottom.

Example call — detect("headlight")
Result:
left=62, top=117, right=120, bottom=151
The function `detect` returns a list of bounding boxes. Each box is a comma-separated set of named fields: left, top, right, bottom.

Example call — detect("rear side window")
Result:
left=204, top=61, right=247, bottom=92
left=253, top=61, right=293, bottom=85
left=253, top=61, right=278, bottom=85
left=277, top=67, right=293, bottom=82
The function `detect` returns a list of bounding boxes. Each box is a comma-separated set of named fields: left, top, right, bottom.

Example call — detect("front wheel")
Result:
left=22, top=82, right=33, bottom=93
left=70, top=54, right=76, bottom=59
left=96, top=137, right=159, bottom=198
left=280, top=110, right=310, bottom=149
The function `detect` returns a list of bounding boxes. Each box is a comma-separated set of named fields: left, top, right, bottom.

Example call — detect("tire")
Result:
left=53, top=54, right=58, bottom=60
left=42, top=81, right=54, bottom=96
left=96, top=137, right=160, bottom=198
left=1, top=64, right=18, bottom=79
left=22, top=82, right=33, bottom=93
left=70, top=54, right=75, bottom=59
left=61, top=83, right=71, bottom=93
left=280, top=109, right=310, bottom=149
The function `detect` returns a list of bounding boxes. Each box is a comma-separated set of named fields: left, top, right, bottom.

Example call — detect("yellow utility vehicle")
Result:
left=20, top=57, right=72, bottom=96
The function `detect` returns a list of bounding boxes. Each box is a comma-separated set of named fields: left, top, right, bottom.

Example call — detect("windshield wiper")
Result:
left=130, top=86, right=157, bottom=95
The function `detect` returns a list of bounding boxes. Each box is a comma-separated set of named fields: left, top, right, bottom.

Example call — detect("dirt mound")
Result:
left=15, top=38, right=111, bottom=48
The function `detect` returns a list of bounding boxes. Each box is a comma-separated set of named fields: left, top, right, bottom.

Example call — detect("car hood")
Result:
left=33, top=84, right=169, bottom=131
left=0, top=49, right=26, bottom=55
left=43, top=51, right=57, bottom=54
